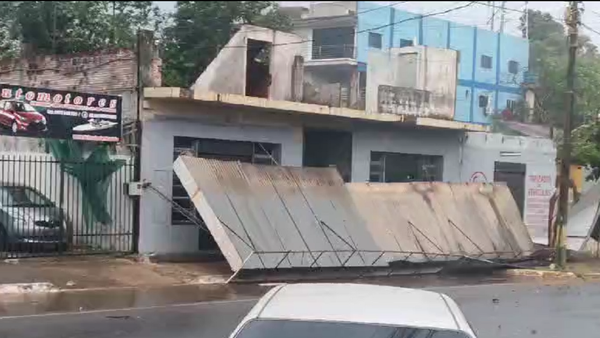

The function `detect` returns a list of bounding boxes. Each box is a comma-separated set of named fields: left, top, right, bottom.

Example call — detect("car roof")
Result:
left=251, top=283, right=466, bottom=332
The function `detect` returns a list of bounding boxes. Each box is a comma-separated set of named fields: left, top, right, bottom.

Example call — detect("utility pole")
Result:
left=555, top=1, right=580, bottom=269
left=525, top=1, right=529, bottom=39
left=499, top=1, right=507, bottom=34
left=489, top=1, right=495, bottom=31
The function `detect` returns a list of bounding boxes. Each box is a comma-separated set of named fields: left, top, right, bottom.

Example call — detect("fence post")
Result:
left=58, top=161, right=67, bottom=253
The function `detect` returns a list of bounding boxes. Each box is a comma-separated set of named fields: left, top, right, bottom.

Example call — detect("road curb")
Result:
left=504, top=269, right=578, bottom=279
left=0, top=282, right=59, bottom=295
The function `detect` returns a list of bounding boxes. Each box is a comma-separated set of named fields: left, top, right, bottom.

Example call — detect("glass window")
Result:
left=506, top=99, right=517, bottom=110
left=171, top=137, right=281, bottom=226
left=478, top=95, right=489, bottom=108
left=481, top=55, right=492, bottom=69
left=399, top=39, right=413, bottom=47
left=508, top=60, right=519, bottom=74
left=369, top=152, right=444, bottom=183
left=234, top=319, right=471, bottom=338
left=22, top=102, right=39, bottom=112
left=369, top=32, right=382, bottom=49
left=0, top=186, right=53, bottom=207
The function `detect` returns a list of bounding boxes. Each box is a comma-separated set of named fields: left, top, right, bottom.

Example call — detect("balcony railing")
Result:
left=523, top=71, right=539, bottom=86
left=310, top=44, right=356, bottom=60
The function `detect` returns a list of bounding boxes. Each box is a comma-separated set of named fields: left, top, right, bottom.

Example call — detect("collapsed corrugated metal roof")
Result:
left=567, top=184, right=600, bottom=255
left=173, top=156, right=535, bottom=272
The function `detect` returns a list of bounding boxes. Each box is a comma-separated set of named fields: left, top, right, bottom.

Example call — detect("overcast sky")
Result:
left=153, top=1, right=600, bottom=44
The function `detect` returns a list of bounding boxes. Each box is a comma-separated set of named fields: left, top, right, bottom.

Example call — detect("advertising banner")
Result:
left=0, top=84, right=122, bottom=142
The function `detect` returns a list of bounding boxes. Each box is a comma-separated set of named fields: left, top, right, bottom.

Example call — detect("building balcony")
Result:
left=522, top=71, right=539, bottom=87
left=304, top=44, right=357, bottom=66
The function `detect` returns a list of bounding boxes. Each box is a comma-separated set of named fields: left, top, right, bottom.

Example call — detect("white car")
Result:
left=228, top=283, right=477, bottom=338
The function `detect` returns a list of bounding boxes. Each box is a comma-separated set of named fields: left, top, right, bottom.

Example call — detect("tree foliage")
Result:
left=161, top=1, right=291, bottom=87
left=0, top=1, right=162, bottom=56
left=521, top=10, right=600, bottom=175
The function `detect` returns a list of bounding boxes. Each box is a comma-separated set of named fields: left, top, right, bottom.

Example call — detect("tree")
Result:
left=520, top=10, right=600, bottom=174
left=520, top=10, right=600, bottom=126
left=0, top=1, right=162, bottom=56
left=161, top=1, right=291, bottom=87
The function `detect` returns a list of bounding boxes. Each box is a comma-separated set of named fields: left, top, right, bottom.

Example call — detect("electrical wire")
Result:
left=302, top=1, right=407, bottom=19
left=581, top=22, right=600, bottom=37
left=216, top=1, right=477, bottom=50
left=241, top=2, right=407, bottom=34
left=473, top=1, right=525, bottom=14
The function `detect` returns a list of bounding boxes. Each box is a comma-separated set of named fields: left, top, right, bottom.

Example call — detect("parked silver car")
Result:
left=0, top=184, right=68, bottom=251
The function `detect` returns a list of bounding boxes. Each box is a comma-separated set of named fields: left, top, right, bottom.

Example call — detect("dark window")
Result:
left=235, top=319, right=472, bottom=338
left=369, top=32, right=382, bottom=49
left=369, top=152, right=443, bottom=183
left=508, top=60, right=519, bottom=74
left=479, top=95, right=489, bottom=108
left=507, top=99, right=517, bottom=111
left=399, top=38, right=413, bottom=47
left=172, top=137, right=281, bottom=227
left=481, top=55, right=492, bottom=69
left=312, top=27, right=355, bottom=59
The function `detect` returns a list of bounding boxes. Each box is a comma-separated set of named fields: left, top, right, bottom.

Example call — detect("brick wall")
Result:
left=0, top=45, right=162, bottom=152
left=0, top=49, right=137, bottom=93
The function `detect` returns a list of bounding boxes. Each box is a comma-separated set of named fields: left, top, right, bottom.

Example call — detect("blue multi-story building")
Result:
left=288, top=1, right=532, bottom=125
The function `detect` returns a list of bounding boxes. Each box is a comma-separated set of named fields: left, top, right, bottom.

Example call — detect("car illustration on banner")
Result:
left=72, top=119, right=118, bottom=133
left=0, top=99, right=47, bottom=135
left=0, top=84, right=122, bottom=142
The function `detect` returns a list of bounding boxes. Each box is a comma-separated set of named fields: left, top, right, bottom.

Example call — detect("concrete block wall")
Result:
left=139, top=101, right=304, bottom=255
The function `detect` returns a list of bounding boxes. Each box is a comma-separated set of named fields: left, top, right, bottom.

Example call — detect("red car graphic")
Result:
left=0, top=100, right=47, bottom=134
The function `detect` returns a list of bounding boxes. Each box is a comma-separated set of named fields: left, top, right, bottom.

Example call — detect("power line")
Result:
left=354, top=2, right=477, bottom=35
left=217, top=1, right=477, bottom=50
left=581, top=22, right=600, bottom=37
left=273, top=2, right=407, bottom=30
left=473, top=1, right=525, bottom=14
left=227, top=2, right=408, bottom=36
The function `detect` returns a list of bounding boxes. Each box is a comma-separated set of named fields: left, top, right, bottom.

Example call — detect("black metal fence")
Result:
left=0, top=154, right=135, bottom=258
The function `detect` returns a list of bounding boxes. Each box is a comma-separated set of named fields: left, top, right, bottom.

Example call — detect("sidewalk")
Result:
left=1, top=255, right=600, bottom=317
left=0, top=255, right=233, bottom=292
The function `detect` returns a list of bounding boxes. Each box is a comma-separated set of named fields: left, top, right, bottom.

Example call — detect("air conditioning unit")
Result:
left=485, top=100, right=493, bottom=116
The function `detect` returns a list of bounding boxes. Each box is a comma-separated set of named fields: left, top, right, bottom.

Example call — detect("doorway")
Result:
left=494, top=161, right=526, bottom=218
left=246, top=39, right=272, bottom=98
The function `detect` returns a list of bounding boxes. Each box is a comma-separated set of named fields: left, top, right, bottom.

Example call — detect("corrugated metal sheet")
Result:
left=174, top=156, right=534, bottom=272
left=347, top=183, right=533, bottom=262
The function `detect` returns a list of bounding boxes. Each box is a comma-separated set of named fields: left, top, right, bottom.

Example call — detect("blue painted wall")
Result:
left=355, top=1, right=529, bottom=125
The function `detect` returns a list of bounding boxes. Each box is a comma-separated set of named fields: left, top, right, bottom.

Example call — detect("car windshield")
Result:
left=21, top=103, right=38, bottom=112
left=0, top=186, right=54, bottom=207
left=234, top=320, right=471, bottom=338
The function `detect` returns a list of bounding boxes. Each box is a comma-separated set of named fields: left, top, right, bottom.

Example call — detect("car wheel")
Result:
left=11, top=121, right=18, bottom=134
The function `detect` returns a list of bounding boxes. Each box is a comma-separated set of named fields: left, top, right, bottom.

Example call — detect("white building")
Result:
left=137, top=25, right=555, bottom=258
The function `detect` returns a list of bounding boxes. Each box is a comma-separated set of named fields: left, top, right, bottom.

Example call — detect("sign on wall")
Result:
left=0, top=84, right=122, bottom=142
left=525, top=172, right=555, bottom=245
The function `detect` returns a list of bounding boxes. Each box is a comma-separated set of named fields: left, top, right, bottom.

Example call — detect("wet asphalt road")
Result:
left=1, top=281, right=600, bottom=338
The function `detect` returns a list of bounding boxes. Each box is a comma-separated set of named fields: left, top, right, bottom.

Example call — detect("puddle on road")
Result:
left=0, top=270, right=540, bottom=318
left=0, top=283, right=269, bottom=317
